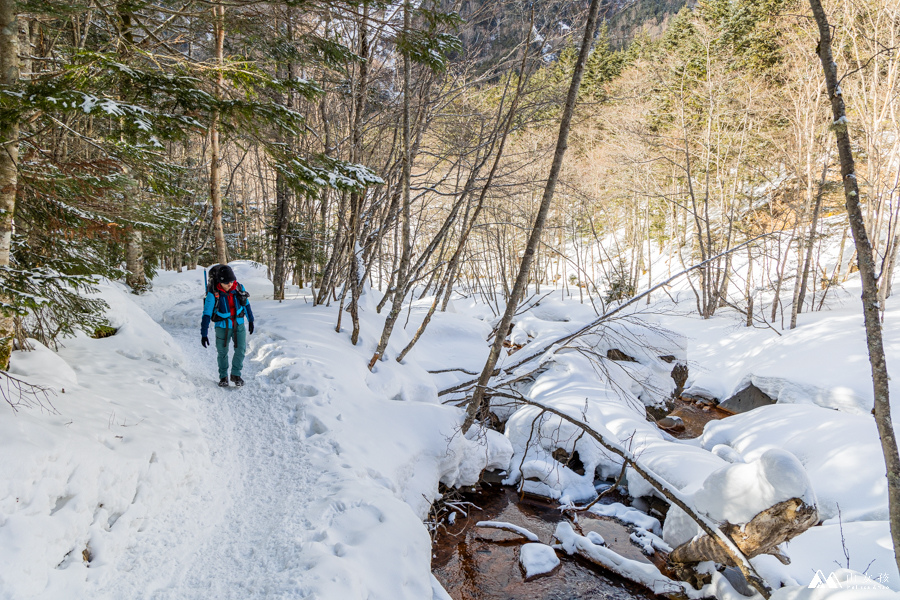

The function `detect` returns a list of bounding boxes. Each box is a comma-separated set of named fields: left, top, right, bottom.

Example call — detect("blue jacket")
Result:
left=201, top=283, right=254, bottom=337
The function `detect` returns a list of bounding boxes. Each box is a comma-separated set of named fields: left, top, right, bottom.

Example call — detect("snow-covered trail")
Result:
left=104, top=287, right=325, bottom=599
left=154, top=330, right=318, bottom=597
left=0, top=264, right=513, bottom=600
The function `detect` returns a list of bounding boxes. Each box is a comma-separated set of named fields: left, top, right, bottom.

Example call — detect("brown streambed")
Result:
left=432, top=483, right=668, bottom=600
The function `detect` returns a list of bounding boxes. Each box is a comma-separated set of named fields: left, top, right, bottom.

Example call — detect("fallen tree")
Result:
left=669, top=497, right=817, bottom=566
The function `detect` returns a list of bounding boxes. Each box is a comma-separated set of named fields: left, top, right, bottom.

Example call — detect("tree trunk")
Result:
left=348, top=3, right=369, bottom=345
left=317, top=191, right=347, bottom=306
left=745, top=247, right=754, bottom=328
left=396, top=40, right=533, bottom=363
left=809, top=0, right=900, bottom=576
left=174, top=229, right=184, bottom=273
left=463, top=0, right=605, bottom=433
left=789, top=235, right=804, bottom=330
left=272, top=169, right=291, bottom=301
left=125, top=229, right=146, bottom=291
left=797, top=160, right=829, bottom=316
left=116, top=12, right=147, bottom=293
left=670, top=498, right=817, bottom=566
left=368, top=1, right=413, bottom=367
left=210, top=2, right=227, bottom=266
left=0, top=0, right=18, bottom=368
left=879, top=232, right=900, bottom=307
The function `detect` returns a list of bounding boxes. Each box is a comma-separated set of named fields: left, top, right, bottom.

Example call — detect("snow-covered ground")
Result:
left=431, top=272, right=900, bottom=597
left=0, top=263, right=509, bottom=599
left=2, top=259, right=900, bottom=599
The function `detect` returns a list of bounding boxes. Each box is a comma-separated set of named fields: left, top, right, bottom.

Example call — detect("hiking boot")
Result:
left=218, top=378, right=230, bottom=387
left=230, top=375, right=244, bottom=387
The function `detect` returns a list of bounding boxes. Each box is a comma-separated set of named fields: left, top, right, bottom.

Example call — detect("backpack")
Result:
left=207, top=264, right=227, bottom=294
left=206, top=265, right=250, bottom=323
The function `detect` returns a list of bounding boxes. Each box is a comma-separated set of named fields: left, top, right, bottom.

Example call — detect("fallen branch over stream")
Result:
left=475, top=521, right=540, bottom=542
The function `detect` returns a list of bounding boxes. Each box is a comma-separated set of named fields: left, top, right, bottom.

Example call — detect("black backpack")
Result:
left=207, top=264, right=227, bottom=294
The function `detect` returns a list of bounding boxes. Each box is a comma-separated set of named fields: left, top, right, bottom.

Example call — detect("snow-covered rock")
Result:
left=699, top=405, right=886, bottom=523
left=694, top=448, right=815, bottom=525
left=519, top=543, right=560, bottom=578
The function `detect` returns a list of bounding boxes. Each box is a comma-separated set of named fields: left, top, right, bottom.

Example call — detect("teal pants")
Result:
left=215, top=323, right=246, bottom=379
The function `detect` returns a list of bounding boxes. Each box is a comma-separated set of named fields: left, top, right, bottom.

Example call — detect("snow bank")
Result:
left=503, top=349, right=726, bottom=504
left=0, top=280, right=209, bottom=598
left=663, top=449, right=815, bottom=549
left=770, top=569, right=896, bottom=599
left=1, top=265, right=517, bottom=600
left=783, top=521, right=899, bottom=592
left=693, top=449, right=815, bottom=525
left=699, top=404, right=886, bottom=523
left=8, top=339, right=77, bottom=388
left=661, top=281, right=900, bottom=416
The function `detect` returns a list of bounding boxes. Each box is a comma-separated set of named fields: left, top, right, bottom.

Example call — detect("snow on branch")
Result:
left=475, top=520, right=540, bottom=542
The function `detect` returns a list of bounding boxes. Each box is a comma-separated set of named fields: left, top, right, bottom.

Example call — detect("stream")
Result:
left=432, top=397, right=731, bottom=599
left=432, top=484, right=665, bottom=600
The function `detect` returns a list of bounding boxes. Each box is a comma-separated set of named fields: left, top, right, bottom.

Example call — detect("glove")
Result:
left=248, top=322, right=254, bottom=335
left=201, top=336, right=209, bottom=348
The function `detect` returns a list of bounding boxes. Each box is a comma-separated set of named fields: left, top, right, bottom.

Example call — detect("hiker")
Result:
left=201, top=265, right=255, bottom=387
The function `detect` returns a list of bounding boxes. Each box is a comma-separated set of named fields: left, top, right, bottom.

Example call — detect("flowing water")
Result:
left=666, top=398, right=734, bottom=439
left=432, top=393, right=734, bottom=599
left=432, top=484, right=666, bottom=600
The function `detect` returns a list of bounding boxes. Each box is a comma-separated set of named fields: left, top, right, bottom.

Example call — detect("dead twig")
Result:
left=0, top=371, right=57, bottom=414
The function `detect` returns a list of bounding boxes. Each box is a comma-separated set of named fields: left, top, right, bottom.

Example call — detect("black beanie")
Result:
left=218, top=265, right=236, bottom=283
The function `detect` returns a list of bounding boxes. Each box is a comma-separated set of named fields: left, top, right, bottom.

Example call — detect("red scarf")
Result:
left=218, top=283, right=237, bottom=318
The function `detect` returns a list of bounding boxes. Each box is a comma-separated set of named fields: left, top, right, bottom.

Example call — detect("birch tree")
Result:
left=0, top=0, right=17, bottom=367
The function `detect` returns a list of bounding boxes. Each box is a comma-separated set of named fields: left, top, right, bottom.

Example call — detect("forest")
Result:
left=2, top=0, right=900, bottom=598
left=3, top=0, right=898, bottom=370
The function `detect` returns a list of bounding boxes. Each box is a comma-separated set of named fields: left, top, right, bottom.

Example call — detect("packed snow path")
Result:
left=107, top=309, right=325, bottom=598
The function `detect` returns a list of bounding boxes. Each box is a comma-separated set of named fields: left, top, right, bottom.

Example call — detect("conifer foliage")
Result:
left=0, top=0, right=383, bottom=356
